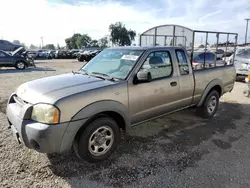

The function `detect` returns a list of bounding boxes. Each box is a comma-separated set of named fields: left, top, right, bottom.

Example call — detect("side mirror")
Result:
left=135, top=69, right=152, bottom=83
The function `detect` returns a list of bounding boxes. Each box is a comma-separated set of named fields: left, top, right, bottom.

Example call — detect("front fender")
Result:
left=72, top=100, right=130, bottom=128
left=197, top=79, right=223, bottom=106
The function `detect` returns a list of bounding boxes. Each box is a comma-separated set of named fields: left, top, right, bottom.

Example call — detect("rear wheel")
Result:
left=15, top=61, right=26, bottom=70
left=196, top=90, right=219, bottom=118
left=74, top=117, right=121, bottom=163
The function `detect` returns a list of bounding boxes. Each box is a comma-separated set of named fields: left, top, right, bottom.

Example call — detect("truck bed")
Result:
left=192, top=65, right=236, bottom=105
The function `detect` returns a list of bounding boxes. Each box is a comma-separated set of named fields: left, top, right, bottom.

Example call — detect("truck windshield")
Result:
left=80, top=48, right=144, bottom=80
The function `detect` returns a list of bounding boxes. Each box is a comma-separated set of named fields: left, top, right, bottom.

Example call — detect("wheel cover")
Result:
left=88, top=126, right=114, bottom=156
left=207, top=95, right=217, bottom=114
left=17, top=62, right=25, bottom=69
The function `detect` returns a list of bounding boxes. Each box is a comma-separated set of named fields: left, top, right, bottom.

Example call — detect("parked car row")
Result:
left=25, top=49, right=83, bottom=60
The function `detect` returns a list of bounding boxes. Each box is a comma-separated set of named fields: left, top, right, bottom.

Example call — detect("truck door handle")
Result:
left=170, top=81, right=177, bottom=87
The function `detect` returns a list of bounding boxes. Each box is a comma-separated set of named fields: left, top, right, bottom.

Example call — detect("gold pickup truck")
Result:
left=6, top=46, right=236, bottom=162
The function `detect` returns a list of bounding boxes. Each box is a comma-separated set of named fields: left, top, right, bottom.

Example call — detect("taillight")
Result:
left=192, top=60, right=197, bottom=63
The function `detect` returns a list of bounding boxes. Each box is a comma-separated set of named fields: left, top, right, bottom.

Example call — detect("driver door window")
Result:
left=141, top=51, right=173, bottom=80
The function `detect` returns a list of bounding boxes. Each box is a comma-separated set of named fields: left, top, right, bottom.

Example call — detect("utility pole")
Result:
left=41, top=37, right=44, bottom=48
left=245, top=18, right=250, bottom=45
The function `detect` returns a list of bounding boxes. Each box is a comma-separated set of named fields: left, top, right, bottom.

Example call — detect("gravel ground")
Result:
left=0, top=60, right=250, bottom=188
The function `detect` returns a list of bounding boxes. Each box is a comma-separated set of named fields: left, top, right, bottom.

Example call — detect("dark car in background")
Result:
left=47, top=50, right=56, bottom=59
left=70, top=49, right=81, bottom=58
left=0, top=40, right=23, bottom=51
left=54, top=50, right=73, bottom=59
left=0, top=47, right=33, bottom=69
left=36, top=50, right=49, bottom=59
left=26, top=51, right=38, bottom=59
left=77, top=50, right=102, bottom=62
left=192, top=52, right=227, bottom=69
left=210, top=48, right=233, bottom=59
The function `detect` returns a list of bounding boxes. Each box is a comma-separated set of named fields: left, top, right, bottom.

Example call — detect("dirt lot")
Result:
left=0, top=60, right=250, bottom=188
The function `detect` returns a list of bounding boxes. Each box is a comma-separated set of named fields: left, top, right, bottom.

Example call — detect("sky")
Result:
left=0, top=0, right=249, bottom=47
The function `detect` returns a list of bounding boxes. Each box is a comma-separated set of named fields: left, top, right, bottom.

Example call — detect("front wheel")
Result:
left=15, top=61, right=26, bottom=70
left=74, top=117, right=121, bottom=163
left=196, top=90, right=219, bottom=118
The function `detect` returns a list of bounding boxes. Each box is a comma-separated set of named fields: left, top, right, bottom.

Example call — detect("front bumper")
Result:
left=6, top=95, right=69, bottom=153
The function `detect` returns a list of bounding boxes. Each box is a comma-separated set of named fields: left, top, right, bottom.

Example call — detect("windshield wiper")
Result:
left=91, top=72, right=110, bottom=77
left=72, top=70, right=88, bottom=75
left=90, top=72, right=117, bottom=81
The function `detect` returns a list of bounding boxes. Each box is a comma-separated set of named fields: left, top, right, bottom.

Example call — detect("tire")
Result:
left=15, top=61, right=26, bottom=70
left=74, top=117, right=121, bottom=163
left=78, top=56, right=84, bottom=62
left=196, top=90, right=219, bottom=118
left=243, top=90, right=250, bottom=97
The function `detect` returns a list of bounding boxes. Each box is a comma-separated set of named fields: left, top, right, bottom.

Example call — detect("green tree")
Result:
left=65, top=37, right=72, bottom=49
left=29, top=44, right=37, bottom=49
left=99, top=36, right=108, bottom=48
left=76, top=34, right=92, bottom=49
left=89, top=39, right=99, bottom=47
left=43, top=44, right=55, bottom=50
left=65, top=33, right=81, bottom=49
left=198, top=44, right=205, bottom=48
left=66, top=34, right=92, bottom=49
left=71, top=33, right=82, bottom=49
left=109, top=22, right=136, bottom=46
left=65, top=33, right=104, bottom=49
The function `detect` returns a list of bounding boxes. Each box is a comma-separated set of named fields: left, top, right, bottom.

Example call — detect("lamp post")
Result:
left=245, top=18, right=250, bottom=45
left=41, top=37, right=44, bottom=48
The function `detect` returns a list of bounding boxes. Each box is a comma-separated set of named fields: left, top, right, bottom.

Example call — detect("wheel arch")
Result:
left=59, top=100, right=130, bottom=153
left=197, top=79, right=223, bottom=107
left=15, top=59, right=28, bottom=65
left=74, top=111, right=126, bottom=144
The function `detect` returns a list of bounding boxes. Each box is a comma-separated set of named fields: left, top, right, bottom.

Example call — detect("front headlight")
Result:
left=31, top=104, right=60, bottom=124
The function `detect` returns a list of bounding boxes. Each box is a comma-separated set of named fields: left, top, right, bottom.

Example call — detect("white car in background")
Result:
left=228, top=47, right=250, bottom=79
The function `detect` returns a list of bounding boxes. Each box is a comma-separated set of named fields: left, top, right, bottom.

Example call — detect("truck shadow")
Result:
left=47, top=101, right=248, bottom=187
left=0, top=67, right=55, bottom=73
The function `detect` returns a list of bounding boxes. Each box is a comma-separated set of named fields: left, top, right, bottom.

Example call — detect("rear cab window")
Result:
left=175, top=49, right=189, bottom=75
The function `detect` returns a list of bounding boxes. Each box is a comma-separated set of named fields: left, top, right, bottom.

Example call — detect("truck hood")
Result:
left=16, top=73, right=115, bottom=104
